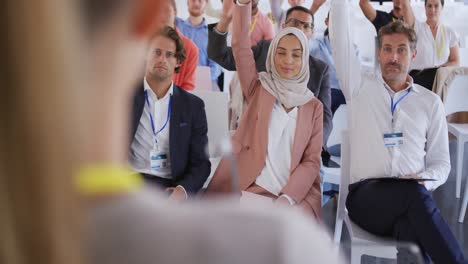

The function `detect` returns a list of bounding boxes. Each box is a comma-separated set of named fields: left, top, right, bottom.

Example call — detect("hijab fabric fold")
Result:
left=259, top=27, right=314, bottom=109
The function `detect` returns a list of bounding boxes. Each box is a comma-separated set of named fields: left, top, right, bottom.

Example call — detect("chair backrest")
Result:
left=191, top=90, right=229, bottom=158
left=336, top=130, right=350, bottom=222
left=444, top=74, right=468, bottom=116
left=327, top=104, right=348, bottom=148
left=194, top=66, right=212, bottom=91
left=460, top=48, right=468, bottom=67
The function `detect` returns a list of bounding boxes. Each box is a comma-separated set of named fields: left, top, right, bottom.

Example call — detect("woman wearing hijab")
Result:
left=207, top=0, right=323, bottom=219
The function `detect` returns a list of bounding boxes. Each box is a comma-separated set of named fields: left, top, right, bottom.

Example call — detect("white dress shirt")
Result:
left=411, top=20, right=459, bottom=70
left=129, top=79, right=173, bottom=178
left=255, top=101, right=298, bottom=196
left=330, top=0, right=450, bottom=191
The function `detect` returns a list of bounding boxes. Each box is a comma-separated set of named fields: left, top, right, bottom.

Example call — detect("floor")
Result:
left=321, top=140, right=468, bottom=263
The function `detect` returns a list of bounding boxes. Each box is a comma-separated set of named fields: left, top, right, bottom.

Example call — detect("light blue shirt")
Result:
left=176, top=17, right=222, bottom=81
left=309, top=35, right=341, bottom=91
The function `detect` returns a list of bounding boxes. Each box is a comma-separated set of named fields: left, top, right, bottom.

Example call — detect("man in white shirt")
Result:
left=330, top=0, right=466, bottom=262
left=129, top=26, right=211, bottom=200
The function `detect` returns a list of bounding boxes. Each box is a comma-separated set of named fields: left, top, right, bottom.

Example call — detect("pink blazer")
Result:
left=206, top=3, right=323, bottom=218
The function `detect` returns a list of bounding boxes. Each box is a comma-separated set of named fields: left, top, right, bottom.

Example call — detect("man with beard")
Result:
left=177, top=0, right=222, bottom=90
left=129, top=26, right=210, bottom=200
left=330, top=0, right=466, bottom=262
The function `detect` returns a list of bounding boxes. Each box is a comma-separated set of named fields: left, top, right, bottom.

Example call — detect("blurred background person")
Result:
left=405, top=0, right=460, bottom=90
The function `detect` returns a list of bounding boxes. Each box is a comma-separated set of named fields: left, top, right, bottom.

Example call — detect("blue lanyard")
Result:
left=389, top=87, right=411, bottom=123
left=145, top=90, right=172, bottom=144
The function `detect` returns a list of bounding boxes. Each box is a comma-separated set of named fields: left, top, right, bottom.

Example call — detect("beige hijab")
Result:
left=259, top=27, right=314, bottom=109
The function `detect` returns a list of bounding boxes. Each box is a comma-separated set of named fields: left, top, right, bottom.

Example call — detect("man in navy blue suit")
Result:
left=129, top=26, right=210, bottom=201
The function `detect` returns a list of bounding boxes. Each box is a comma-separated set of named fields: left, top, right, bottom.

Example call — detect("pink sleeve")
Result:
left=174, top=36, right=198, bottom=90
left=232, top=2, right=259, bottom=102
left=263, top=15, right=275, bottom=41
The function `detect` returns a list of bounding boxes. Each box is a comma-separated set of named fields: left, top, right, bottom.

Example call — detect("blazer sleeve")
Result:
left=316, top=63, right=333, bottom=146
left=232, top=2, right=260, bottom=102
left=175, top=98, right=211, bottom=193
left=280, top=102, right=323, bottom=203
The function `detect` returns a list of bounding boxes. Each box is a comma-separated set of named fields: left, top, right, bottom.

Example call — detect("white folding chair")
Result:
left=194, top=66, right=212, bottom=91
left=442, top=74, right=468, bottom=201
left=334, top=130, right=399, bottom=263
left=190, top=90, right=229, bottom=187
left=322, top=105, right=348, bottom=196
left=459, top=48, right=468, bottom=67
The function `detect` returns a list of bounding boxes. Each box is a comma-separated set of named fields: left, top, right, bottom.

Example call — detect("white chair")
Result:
left=191, top=90, right=229, bottom=187
left=459, top=48, right=468, bottom=67
left=442, top=74, right=468, bottom=201
left=322, top=105, right=348, bottom=197
left=334, top=130, right=399, bottom=263
left=194, top=66, right=212, bottom=91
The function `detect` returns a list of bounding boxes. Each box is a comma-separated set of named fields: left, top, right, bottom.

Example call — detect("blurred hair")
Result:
left=377, top=20, right=418, bottom=51
left=150, top=26, right=186, bottom=73
left=425, top=0, right=444, bottom=7
left=81, top=0, right=130, bottom=36
left=1, top=1, right=84, bottom=264
left=285, top=6, right=315, bottom=25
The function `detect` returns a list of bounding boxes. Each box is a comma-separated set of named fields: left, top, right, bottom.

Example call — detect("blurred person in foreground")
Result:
left=80, top=0, right=341, bottom=263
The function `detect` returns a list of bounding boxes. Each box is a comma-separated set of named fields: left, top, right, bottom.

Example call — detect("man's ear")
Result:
left=132, top=0, right=168, bottom=39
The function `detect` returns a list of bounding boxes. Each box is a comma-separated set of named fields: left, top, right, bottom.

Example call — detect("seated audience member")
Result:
left=269, top=0, right=306, bottom=32
left=359, top=0, right=410, bottom=33
left=405, top=0, right=460, bottom=90
left=165, top=0, right=199, bottom=90
left=330, top=0, right=466, bottom=262
left=176, top=0, right=222, bottom=90
left=207, top=0, right=323, bottom=219
left=129, top=26, right=210, bottom=200
left=208, top=4, right=333, bottom=155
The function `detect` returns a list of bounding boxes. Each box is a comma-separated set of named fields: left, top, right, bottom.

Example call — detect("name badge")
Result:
left=383, top=132, right=403, bottom=147
left=150, top=150, right=168, bottom=172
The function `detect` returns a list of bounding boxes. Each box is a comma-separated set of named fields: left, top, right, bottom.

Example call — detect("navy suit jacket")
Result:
left=130, top=84, right=211, bottom=194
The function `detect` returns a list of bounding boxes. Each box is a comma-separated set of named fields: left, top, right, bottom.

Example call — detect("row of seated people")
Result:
left=126, top=1, right=466, bottom=264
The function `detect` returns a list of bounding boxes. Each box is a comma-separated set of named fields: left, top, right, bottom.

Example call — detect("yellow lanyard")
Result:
left=268, top=12, right=275, bottom=25
left=75, top=165, right=143, bottom=196
left=250, top=14, right=259, bottom=34
left=433, top=25, right=445, bottom=59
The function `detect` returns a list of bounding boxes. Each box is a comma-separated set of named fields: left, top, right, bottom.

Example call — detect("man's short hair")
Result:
left=377, top=20, right=417, bottom=51
left=285, top=6, right=315, bottom=25
left=150, top=26, right=186, bottom=73
left=424, top=0, right=444, bottom=6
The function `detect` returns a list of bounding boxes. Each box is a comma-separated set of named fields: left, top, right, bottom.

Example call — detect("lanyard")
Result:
left=249, top=14, right=259, bottom=34
left=145, top=90, right=172, bottom=144
left=433, top=25, right=445, bottom=59
left=389, top=87, right=412, bottom=123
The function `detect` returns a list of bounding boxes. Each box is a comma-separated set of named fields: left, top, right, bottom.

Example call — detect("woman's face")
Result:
left=274, top=34, right=303, bottom=79
left=425, top=0, right=443, bottom=23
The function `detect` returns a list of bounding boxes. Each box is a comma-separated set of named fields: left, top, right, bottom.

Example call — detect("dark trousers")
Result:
left=409, top=68, right=439, bottom=91
left=346, top=178, right=466, bottom=264
left=331, top=88, right=346, bottom=115
left=141, top=173, right=175, bottom=189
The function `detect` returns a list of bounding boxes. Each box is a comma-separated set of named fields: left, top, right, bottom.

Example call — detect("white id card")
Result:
left=150, top=150, right=168, bottom=172
left=383, top=132, right=403, bottom=147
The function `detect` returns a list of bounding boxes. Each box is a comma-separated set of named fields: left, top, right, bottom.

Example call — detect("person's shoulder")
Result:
left=174, top=85, right=205, bottom=107
left=413, top=83, right=440, bottom=101
left=308, top=55, right=328, bottom=72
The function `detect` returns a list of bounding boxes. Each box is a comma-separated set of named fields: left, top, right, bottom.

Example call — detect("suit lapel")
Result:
left=290, top=103, right=312, bottom=170
left=130, top=85, right=146, bottom=143
left=169, top=86, right=181, bottom=175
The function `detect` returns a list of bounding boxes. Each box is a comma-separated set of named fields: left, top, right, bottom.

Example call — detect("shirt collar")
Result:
left=143, top=78, right=174, bottom=101
left=184, top=17, right=207, bottom=29
left=380, top=74, right=420, bottom=95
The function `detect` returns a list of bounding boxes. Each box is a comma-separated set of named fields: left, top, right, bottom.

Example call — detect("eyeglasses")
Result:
left=285, top=18, right=314, bottom=31
left=153, top=49, right=176, bottom=59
